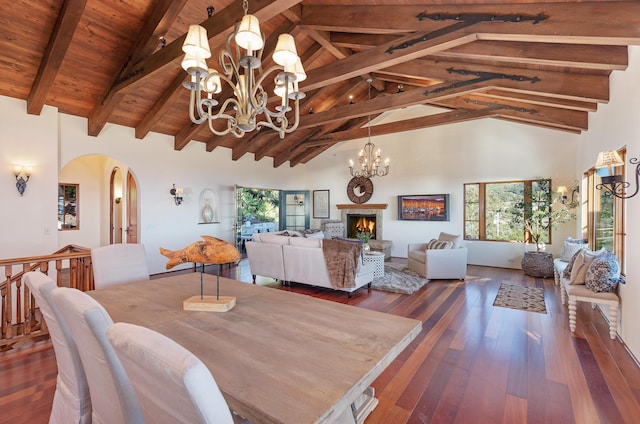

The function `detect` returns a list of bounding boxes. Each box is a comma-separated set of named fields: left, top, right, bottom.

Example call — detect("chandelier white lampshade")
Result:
left=181, top=0, right=305, bottom=139
left=349, top=79, right=390, bottom=178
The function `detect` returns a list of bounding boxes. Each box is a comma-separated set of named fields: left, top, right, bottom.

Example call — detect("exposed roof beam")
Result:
left=27, top=0, right=88, bottom=115
left=88, top=0, right=188, bottom=136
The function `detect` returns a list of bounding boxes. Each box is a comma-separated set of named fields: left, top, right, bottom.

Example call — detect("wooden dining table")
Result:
left=88, top=273, right=421, bottom=424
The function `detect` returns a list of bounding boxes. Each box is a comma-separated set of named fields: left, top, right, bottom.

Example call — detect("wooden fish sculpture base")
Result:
left=183, top=295, right=236, bottom=312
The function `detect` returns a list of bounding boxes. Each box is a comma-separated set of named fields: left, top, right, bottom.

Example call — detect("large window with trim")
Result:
left=464, top=179, right=552, bottom=243
left=583, top=148, right=625, bottom=272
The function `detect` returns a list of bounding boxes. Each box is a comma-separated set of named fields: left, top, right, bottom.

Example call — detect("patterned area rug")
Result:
left=371, top=262, right=429, bottom=294
left=493, top=283, right=547, bottom=314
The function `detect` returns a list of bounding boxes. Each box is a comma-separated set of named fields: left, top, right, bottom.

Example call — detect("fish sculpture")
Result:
left=159, top=235, right=241, bottom=269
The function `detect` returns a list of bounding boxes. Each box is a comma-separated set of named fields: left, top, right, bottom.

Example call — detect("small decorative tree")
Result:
left=511, top=178, right=578, bottom=252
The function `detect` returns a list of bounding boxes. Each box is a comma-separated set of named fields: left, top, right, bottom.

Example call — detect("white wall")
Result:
left=304, top=114, right=581, bottom=267
left=0, top=98, right=59, bottom=258
left=578, top=45, right=640, bottom=358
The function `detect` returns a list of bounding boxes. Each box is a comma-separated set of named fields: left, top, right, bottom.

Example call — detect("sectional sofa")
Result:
left=245, top=231, right=375, bottom=296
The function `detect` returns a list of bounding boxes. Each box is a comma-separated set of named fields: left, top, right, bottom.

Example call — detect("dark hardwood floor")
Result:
left=2, top=259, right=640, bottom=424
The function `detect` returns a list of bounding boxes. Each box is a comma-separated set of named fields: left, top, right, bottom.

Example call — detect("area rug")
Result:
left=370, top=262, right=429, bottom=295
left=493, top=283, right=547, bottom=314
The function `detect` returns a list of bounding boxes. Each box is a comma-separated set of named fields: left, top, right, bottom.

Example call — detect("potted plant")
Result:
left=511, top=178, right=578, bottom=276
left=356, top=231, right=372, bottom=252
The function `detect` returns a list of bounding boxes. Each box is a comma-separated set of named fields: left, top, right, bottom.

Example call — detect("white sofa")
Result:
left=246, top=231, right=375, bottom=297
left=407, top=233, right=468, bottom=280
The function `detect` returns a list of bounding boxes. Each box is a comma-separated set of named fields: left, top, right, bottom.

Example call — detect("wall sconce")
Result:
left=170, top=184, right=184, bottom=206
left=595, top=150, right=639, bottom=199
left=293, top=194, right=304, bottom=206
left=13, top=165, right=32, bottom=196
left=556, top=185, right=569, bottom=203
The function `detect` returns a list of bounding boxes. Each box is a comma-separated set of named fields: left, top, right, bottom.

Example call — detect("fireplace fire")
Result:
left=347, top=214, right=376, bottom=239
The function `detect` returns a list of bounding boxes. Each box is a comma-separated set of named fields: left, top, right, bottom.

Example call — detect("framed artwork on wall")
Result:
left=398, top=194, right=450, bottom=221
left=313, top=190, right=330, bottom=219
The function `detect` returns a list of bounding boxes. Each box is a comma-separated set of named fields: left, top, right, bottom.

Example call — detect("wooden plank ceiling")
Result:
left=2, top=0, right=640, bottom=168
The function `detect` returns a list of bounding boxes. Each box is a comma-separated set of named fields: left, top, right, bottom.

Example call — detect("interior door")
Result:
left=126, top=171, right=138, bottom=243
left=110, top=167, right=123, bottom=244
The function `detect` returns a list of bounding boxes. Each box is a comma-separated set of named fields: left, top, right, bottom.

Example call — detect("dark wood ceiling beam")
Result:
left=433, top=41, right=628, bottom=71
left=304, top=108, right=495, bottom=146
left=331, top=33, right=400, bottom=50
left=88, top=0, right=188, bottom=136
left=135, top=73, right=185, bottom=139
left=496, top=116, right=581, bottom=134
left=112, top=0, right=303, bottom=94
left=27, top=0, right=88, bottom=115
left=301, top=3, right=640, bottom=42
left=303, top=31, right=477, bottom=92
left=377, top=59, right=609, bottom=102
left=232, top=131, right=265, bottom=160
left=481, top=89, right=597, bottom=112
left=437, top=94, right=588, bottom=131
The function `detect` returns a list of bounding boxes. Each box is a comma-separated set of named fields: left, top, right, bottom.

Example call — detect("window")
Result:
left=464, top=179, right=552, bottom=244
left=584, top=148, right=625, bottom=272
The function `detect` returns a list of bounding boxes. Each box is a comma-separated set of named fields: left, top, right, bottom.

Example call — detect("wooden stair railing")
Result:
left=0, top=244, right=93, bottom=351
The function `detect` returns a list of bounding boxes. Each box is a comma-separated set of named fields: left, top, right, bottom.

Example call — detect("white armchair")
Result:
left=407, top=236, right=468, bottom=280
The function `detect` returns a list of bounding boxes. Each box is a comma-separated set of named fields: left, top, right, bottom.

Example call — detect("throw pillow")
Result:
left=427, top=239, right=453, bottom=250
left=585, top=251, right=622, bottom=293
left=560, top=237, right=588, bottom=262
left=562, top=248, right=584, bottom=280
left=438, top=232, right=462, bottom=248
left=569, top=248, right=604, bottom=285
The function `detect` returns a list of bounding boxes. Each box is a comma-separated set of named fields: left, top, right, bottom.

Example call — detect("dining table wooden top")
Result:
left=88, top=273, right=422, bottom=424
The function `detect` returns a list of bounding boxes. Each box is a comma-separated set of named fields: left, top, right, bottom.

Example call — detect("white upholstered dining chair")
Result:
left=24, top=272, right=92, bottom=424
left=91, top=243, right=150, bottom=289
left=106, top=322, right=235, bottom=424
left=51, top=287, right=144, bottom=424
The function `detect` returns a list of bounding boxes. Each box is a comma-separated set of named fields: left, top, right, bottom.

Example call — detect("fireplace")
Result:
left=347, top=214, right=376, bottom=239
left=336, top=204, right=387, bottom=240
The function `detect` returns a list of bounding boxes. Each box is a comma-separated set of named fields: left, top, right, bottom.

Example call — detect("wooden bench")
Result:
left=553, top=259, right=619, bottom=340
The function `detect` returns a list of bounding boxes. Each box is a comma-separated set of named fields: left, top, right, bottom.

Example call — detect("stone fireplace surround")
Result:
left=336, top=204, right=387, bottom=240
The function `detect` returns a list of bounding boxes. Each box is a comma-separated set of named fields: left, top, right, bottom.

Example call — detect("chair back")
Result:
left=106, top=322, right=234, bottom=424
left=24, top=272, right=92, bottom=424
left=51, top=288, right=144, bottom=424
left=91, top=243, right=149, bottom=289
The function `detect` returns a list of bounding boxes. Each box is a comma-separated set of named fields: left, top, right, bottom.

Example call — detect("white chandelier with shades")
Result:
left=181, top=0, right=306, bottom=138
left=349, top=79, right=390, bottom=178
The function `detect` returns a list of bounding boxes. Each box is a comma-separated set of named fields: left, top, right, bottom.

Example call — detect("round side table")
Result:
left=363, top=252, right=385, bottom=279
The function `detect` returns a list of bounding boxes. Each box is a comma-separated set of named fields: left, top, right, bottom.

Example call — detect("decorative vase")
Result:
left=363, top=243, right=371, bottom=252
left=201, top=199, right=214, bottom=223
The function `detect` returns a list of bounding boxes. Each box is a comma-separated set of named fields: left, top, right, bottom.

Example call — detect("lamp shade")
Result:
left=235, top=14, right=263, bottom=51
left=182, top=25, right=211, bottom=58
left=181, top=51, right=208, bottom=73
left=595, top=150, right=624, bottom=169
left=290, top=58, right=306, bottom=82
left=274, top=81, right=293, bottom=98
left=272, top=34, right=299, bottom=67
left=204, top=71, right=222, bottom=94
left=556, top=186, right=568, bottom=194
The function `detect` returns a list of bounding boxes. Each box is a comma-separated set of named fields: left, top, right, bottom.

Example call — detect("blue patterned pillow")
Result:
left=585, top=251, right=622, bottom=293
left=562, top=248, right=584, bottom=280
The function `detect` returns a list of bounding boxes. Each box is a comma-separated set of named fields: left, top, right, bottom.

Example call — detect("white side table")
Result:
left=363, top=252, right=385, bottom=279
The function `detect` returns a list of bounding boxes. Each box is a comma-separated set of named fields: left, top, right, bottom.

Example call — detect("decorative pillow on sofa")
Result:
left=562, top=248, right=584, bottom=280
left=569, top=248, right=604, bottom=285
left=427, top=239, right=453, bottom=250
left=560, top=237, right=588, bottom=262
left=438, top=232, right=462, bottom=248
left=585, top=251, right=622, bottom=293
